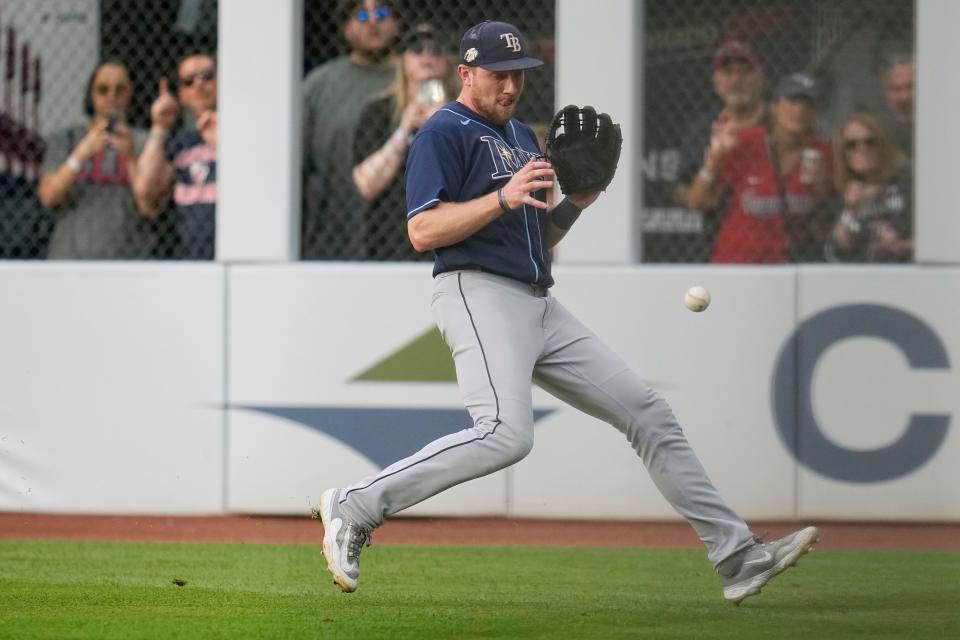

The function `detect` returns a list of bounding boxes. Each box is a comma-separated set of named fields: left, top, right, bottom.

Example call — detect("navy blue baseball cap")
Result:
left=774, top=72, right=817, bottom=101
left=459, top=20, right=543, bottom=71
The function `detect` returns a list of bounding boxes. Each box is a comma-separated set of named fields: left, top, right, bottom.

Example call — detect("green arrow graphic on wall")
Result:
left=353, top=327, right=456, bottom=382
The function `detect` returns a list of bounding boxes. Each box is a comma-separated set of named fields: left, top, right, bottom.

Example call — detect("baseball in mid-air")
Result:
left=684, top=285, right=711, bottom=312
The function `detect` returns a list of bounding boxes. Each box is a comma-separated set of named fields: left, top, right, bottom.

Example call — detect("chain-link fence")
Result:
left=0, top=0, right=216, bottom=260
left=301, top=0, right=556, bottom=260
left=0, top=0, right=916, bottom=264
left=642, top=0, right=915, bottom=264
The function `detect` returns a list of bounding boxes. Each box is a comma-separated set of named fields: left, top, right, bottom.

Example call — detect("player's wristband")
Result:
left=551, top=198, right=582, bottom=230
left=65, top=156, right=82, bottom=173
left=697, top=167, right=715, bottom=183
left=497, top=187, right=513, bottom=214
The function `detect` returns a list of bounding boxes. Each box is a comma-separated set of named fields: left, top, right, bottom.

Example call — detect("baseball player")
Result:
left=319, top=19, right=818, bottom=604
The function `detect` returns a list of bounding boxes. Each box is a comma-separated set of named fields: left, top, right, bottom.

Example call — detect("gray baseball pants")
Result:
left=337, top=270, right=754, bottom=566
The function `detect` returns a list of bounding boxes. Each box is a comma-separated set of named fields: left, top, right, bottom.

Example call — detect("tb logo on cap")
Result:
left=499, top=32, right=521, bottom=52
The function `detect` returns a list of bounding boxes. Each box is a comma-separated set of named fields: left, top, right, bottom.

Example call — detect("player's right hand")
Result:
left=501, top=159, right=554, bottom=210
left=150, top=77, right=180, bottom=131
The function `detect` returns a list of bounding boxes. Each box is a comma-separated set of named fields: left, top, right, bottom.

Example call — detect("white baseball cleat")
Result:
left=718, top=526, right=819, bottom=604
left=317, top=488, right=371, bottom=593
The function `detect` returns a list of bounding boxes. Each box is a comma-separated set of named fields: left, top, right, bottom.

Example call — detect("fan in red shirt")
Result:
left=687, top=72, right=834, bottom=263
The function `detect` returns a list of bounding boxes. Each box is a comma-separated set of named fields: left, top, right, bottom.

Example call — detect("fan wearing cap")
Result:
left=687, top=71, right=834, bottom=263
left=351, top=23, right=458, bottom=260
left=677, top=41, right=767, bottom=204
left=675, top=40, right=768, bottom=260
left=316, top=20, right=815, bottom=607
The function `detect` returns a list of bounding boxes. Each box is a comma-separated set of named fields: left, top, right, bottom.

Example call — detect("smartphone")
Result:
left=106, top=111, right=121, bottom=134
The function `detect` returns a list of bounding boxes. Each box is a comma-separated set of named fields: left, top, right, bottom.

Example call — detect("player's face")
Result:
left=344, top=1, right=399, bottom=57
left=884, top=63, right=914, bottom=121
left=772, top=96, right=815, bottom=136
left=462, top=67, right=524, bottom=126
left=713, top=60, right=763, bottom=110
left=90, top=64, right=132, bottom=118
left=177, top=55, right=217, bottom=116
left=842, top=120, right=880, bottom=176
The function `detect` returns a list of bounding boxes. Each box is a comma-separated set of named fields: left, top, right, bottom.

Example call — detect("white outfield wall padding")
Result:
left=1, top=264, right=957, bottom=520
left=225, top=264, right=509, bottom=516
left=0, top=264, right=226, bottom=514
left=794, top=266, right=960, bottom=520
left=224, top=265, right=959, bottom=521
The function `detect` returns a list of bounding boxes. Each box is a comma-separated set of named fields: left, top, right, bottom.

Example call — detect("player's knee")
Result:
left=621, top=389, right=680, bottom=446
left=502, top=426, right=534, bottom=464
left=477, top=416, right=533, bottom=467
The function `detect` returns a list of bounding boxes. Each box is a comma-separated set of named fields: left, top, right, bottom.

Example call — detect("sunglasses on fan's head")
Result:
left=180, top=68, right=216, bottom=87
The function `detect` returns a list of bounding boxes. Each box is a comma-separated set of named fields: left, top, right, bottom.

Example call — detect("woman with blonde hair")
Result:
left=826, top=112, right=912, bottom=262
left=351, top=23, right=457, bottom=260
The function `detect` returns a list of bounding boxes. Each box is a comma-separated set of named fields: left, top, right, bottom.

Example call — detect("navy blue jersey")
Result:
left=405, top=101, right=552, bottom=286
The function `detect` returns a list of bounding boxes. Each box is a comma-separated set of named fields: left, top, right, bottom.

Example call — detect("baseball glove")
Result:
left=545, top=105, right=622, bottom=194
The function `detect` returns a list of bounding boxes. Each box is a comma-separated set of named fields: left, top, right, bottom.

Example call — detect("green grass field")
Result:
left=1, top=540, right=957, bottom=640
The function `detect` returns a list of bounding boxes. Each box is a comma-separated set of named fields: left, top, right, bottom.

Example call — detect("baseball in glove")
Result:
left=544, top=105, right=622, bottom=194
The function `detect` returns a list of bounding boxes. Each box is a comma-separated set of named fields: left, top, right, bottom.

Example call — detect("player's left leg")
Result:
left=532, top=296, right=754, bottom=564
left=532, top=297, right=817, bottom=602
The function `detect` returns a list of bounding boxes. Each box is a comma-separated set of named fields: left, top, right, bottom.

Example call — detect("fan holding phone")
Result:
left=37, top=61, right=156, bottom=259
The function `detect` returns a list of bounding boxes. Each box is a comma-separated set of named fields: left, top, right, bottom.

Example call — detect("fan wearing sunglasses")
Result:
left=302, top=0, right=401, bottom=260
left=826, top=112, right=912, bottom=263
left=351, top=23, right=456, bottom=260
left=38, top=61, right=158, bottom=259
left=136, top=53, right=219, bottom=260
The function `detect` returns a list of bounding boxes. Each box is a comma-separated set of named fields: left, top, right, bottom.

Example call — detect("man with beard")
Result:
left=317, top=20, right=818, bottom=604
left=674, top=40, right=768, bottom=260
left=878, top=52, right=914, bottom=160
left=302, top=0, right=401, bottom=259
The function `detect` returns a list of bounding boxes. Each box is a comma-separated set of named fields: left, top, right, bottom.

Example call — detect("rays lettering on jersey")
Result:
left=480, top=136, right=537, bottom=179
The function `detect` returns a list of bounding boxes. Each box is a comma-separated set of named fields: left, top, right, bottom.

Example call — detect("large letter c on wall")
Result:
left=772, top=304, right=951, bottom=483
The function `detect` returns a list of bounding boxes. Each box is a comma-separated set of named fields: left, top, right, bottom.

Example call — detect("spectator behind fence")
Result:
left=136, top=53, right=218, bottom=260
left=826, top=112, right=912, bottom=263
left=675, top=40, right=769, bottom=261
left=38, top=61, right=157, bottom=259
left=351, top=23, right=456, bottom=260
left=302, top=0, right=401, bottom=259
left=687, top=72, right=833, bottom=263
left=879, top=52, right=914, bottom=160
